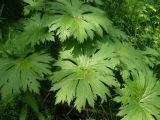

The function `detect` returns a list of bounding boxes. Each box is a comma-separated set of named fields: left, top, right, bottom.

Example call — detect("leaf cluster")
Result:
left=0, top=0, right=160, bottom=120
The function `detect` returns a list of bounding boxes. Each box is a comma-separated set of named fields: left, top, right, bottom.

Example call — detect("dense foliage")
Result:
left=0, top=0, right=160, bottom=120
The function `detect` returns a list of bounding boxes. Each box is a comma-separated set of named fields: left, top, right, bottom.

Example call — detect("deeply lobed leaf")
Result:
left=50, top=43, right=120, bottom=111
left=22, top=14, right=54, bottom=46
left=0, top=52, right=53, bottom=99
left=50, top=39, right=158, bottom=112
left=47, top=0, right=125, bottom=43
left=23, top=0, right=45, bottom=15
left=115, top=70, right=160, bottom=120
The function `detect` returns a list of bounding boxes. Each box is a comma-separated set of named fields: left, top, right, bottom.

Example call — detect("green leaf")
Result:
left=23, top=92, right=45, bottom=120
left=4, top=14, right=54, bottom=55
left=19, top=104, right=28, bottom=120
left=115, top=42, right=149, bottom=75
left=115, top=70, right=160, bottom=120
left=23, top=0, right=45, bottom=15
left=22, top=14, right=54, bottom=46
left=50, top=39, right=155, bottom=111
left=84, top=0, right=103, bottom=5
left=140, top=47, right=160, bottom=67
left=0, top=52, right=53, bottom=99
left=47, top=0, right=125, bottom=43
left=50, top=41, right=121, bottom=111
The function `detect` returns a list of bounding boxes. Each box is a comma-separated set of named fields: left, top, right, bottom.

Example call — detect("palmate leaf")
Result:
left=50, top=44, right=120, bottom=111
left=114, top=42, right=151, bottom=78
left=0, top=52, right=53, bottom=99
left=50, top=39, right=156, bottom=111
left=22, top=14, right=54, bottom=46
left=115, top=70, right=160, bottom=120
left=118, top=43, right=160, bottom=80
left=140, top=47, right=160, bottom=67
left=97, top=40, right=150, bottom=75
left=47, top=0, right=125, bottom=43
left=23, top=0, right=45, bottom=15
